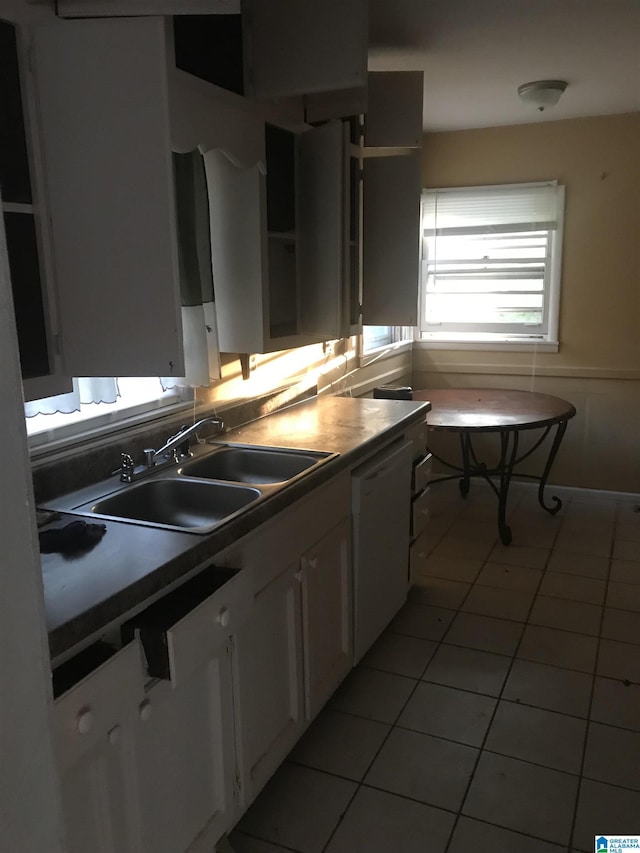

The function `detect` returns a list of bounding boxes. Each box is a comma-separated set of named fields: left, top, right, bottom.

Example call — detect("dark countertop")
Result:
left=41, top=396, right=430, bottom=665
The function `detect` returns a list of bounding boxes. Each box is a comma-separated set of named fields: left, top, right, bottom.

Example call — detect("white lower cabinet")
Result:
left=232, top=564, right=305, bottom=808
left=51, top=469, right=364, bottom=850
left=52, top=642, right=145, bottom=853
left=301, top=518, right=352, bottom=719
left=132, top=649, right=235, bottom=853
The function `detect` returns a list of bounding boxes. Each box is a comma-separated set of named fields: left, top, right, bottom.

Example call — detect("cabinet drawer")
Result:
left=125, top=567, right=252, bottom=688
left=405, top=420, right=428, bottom=461
left=411, top=487, right=431, bottom=539
left=409, top=528, right=431, bottom=583
left=52, top=640, right=144, bottom=773
left=412, top=452, right=432, bottom=494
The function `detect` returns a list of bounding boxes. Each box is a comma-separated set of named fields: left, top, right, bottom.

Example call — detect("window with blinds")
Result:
left=419, top=182, right=565, bottom=344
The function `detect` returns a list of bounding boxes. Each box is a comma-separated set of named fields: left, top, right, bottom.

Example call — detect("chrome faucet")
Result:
left=119, top=416, right=225, bottom=483
left=150, top=416, right=225, bottom=463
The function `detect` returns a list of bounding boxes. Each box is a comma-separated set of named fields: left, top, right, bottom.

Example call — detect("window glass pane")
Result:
left=420, top=183, right=563, bottom=342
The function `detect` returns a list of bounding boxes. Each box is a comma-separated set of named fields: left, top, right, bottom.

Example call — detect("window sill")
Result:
left=360, top=339, right=414, bottom=367
left=416, top=339, right=559, bottom=354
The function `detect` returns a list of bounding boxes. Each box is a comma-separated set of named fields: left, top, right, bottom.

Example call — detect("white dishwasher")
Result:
left=352, top=439, right=414, bottom=663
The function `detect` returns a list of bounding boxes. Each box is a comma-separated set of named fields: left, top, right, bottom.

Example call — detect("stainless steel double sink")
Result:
left=63, top=444, right=336, bottom=534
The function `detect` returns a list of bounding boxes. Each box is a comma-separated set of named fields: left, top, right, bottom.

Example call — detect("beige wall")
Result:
left=416, top=113, right=640, bottom=492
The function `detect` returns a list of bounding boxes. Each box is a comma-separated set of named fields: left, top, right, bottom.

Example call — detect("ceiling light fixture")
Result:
left=517, top=79, right=568, bottom=112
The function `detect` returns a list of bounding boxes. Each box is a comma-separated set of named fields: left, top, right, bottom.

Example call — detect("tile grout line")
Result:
left=566, top=501, right=618, bottom=853
left=441, top=503, right=563, bottom=852
left=318, top=494, right=478, bottom=853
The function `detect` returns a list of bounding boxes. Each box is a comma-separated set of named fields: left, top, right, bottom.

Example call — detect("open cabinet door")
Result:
left=0, top=205, right=65, bottom=853
left=32, top=16, right=184, bottom=378
left=362, top=152, right=421, bottom=326
left=243, top=0, right=367, bottom=100
left=298, top=121, right=344, bottom=340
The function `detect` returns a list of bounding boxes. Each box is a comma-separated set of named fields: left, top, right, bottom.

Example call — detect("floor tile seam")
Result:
left=515, top=651, right=596, bottom=677
left=437, top=639, right=599, bottom=677
left=587, top=712, right=640, bottom=733
left=542, top=567, right=612, bottom=581
left=460, top=596, right=603, bottom=624
left=479, top=744, right=584, bottom=777
left=352, top=780, right=460, bottom=818
left=232, top=829, right=303, bottom=853
left=444, top=812, right=572, bottom=851
left=284, top=756, right=364, bottom=785
left=600, top=600, right=640, bottom=616
left=566, top=537, right=615, bottom=852
left=447, top=556, right=566, bottom=851
left=415, top=682, right=594, bottom=724
left=358, top=660, right=437, bottom=681
left=454, top=789, right=578, bottom=850
left=597, top=632, right=640, bottom=652
left=593, top=669, right=640, bottom=690
left=317, top=641, right=459, bottom=853
left=321, top=617, right=467, bottom=846
left=579, top=768, right=640, bottom=794
left=467, top=578, right=545, bottom=596
left=391, top=718, right=486, bottom=751
left=318, top=778, right=361, bottom=853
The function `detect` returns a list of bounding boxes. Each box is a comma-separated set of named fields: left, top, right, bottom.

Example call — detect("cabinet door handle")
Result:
left=76, top=706, right=93, bottom=734
left=138, top=699, right=152, bottom=722
left=217, top=606, right=230, bottom=628
left=294, top=569, right=304, bottom=583
left=307, top=557, right=319, bottom=570
left=107, top=725, right=122, bottom=745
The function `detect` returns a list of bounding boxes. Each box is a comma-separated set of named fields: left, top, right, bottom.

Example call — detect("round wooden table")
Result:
left=413, top=388, right=577, bottom=545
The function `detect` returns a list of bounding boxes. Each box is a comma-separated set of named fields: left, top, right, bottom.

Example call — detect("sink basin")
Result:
left=178, top=446, right=333, bottom=485
left=73, top=478, right=261, bottom=533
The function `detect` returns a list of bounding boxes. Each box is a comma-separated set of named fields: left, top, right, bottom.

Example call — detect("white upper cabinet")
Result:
left=170, top=0, right=367, bottom=105
left=298, top=120, right=344, bottom=340
left=244, top=0, right=368, bottom=100
left=202, top=116, right=345, bottom=353
left=362, top=152, right=421, bottom=326
left=32, top=16, right=184, bottom=378
left=364, top=71, right=425, bottom=149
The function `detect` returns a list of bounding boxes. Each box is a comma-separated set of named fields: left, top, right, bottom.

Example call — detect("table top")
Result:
left=413, top=388, right=577, bottom=432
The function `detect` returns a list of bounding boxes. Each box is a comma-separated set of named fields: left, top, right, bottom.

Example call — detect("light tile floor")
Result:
left=231, top=481, right=640, bottom=853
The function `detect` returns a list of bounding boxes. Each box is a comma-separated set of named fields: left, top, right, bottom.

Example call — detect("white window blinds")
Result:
left=421, top=181, right=565, bottom=342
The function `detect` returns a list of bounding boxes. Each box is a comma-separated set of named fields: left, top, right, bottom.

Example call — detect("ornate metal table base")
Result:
left=413, top=389, right=577, bottom=547
left=429, top=421, right=569, bottom=545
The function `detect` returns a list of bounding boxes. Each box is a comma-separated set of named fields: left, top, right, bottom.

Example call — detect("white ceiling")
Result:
left=368, top=0, right=640, bottom=131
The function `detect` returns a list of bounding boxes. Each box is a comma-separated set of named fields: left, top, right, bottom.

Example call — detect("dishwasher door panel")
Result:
left=352, top=440, right=413, bottom=663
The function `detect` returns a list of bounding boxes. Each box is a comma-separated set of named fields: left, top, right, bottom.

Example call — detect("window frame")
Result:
left=418, top=181, right=565, bottom=350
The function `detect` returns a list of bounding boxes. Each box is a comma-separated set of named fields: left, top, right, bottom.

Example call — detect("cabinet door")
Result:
left=362, top=152, right=421, bottom=326
left=233, top=566, right=304, bottom=807
left=298, top=121, right=344, bottom=340
left=203, top=146, right=268, bottom=353
left=301, top=518, right=352, bottom=719
left=52, top=642, right=144, bottom=853
left=352, top=440, right=413, bottom=662
left=32, top=16, right=184, bottom=377
left=132, top=649, right=236, bottom=853
left=365, top=72, right=424, bottom=149
left=243, top=0, right=367, bottom=100
left=57, top=732, right=136, bottom=853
